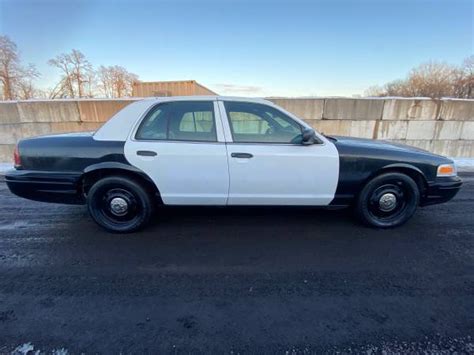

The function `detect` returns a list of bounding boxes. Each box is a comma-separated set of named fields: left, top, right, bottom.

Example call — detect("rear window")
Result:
left=135, top=101, right=216, bottom=142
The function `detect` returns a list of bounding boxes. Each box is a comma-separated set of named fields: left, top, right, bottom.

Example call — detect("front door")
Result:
left=220, top=100, right=339, bottom=206
left=125, top=100, right=229, bottom=205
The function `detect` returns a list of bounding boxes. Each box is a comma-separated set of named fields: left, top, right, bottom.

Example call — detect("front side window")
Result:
left=224, top=101, right=303, bottom=144
left=135, top=101, right=216, bottom=142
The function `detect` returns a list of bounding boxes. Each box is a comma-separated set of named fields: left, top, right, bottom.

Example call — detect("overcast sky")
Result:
left=0, top=0, right=472, bottom=97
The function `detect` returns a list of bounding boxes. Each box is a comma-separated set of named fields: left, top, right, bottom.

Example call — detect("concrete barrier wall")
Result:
left=0, top=97, right=473, bottom=162
left=270, top=97, right=474, bottom=158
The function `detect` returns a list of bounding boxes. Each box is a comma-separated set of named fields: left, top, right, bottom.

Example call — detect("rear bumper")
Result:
left=421, top=176, right=462, bottom=206
left=5, top=169, right=85, bottom=205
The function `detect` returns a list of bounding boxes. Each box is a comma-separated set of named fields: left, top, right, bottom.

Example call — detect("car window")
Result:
left=224, top=101, right=303, bottom=144
left=135, top=101, right=216, bottom=142
left=179, top=111, right=214, bottom=133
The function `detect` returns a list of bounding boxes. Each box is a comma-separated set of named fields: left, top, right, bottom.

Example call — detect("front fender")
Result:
left=380, top=163, right=427, bottom=180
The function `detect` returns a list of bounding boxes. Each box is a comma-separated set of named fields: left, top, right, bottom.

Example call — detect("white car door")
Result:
left=219, top=100, right=339, bottom=206
left=125, top=100, right=229, bottom=205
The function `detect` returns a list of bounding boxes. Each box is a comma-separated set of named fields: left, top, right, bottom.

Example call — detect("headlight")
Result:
left=437, top=163, right=457, bottom=177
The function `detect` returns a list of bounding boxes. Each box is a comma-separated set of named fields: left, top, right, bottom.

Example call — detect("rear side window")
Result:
left=135, top=101, right=216, bottom=142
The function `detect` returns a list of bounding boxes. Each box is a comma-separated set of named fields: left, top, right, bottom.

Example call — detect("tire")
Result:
left=356, top=172, right=420, bottom=228
left=87, top=176, right=154, bottom=233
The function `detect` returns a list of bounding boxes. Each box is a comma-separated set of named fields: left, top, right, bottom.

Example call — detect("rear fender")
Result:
left=81, top=162, right=161, bottom=202
left=83, top=162, right=145, bottom=176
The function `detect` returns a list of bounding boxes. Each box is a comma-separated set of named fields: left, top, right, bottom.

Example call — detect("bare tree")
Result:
left=48, top=54, right=74, bottom=97
left=381, top=62, right=456, bottom=98
left=97, top=66, right=113, bottom=98
left=366, top=58, right=473, bottom=99
left=97, top=65, right=138, bottom=98
left=364, top=85, right=385, bottom=97
left=406, top=61, right=456, bottom=98
left=84, top=70, right=97, bottom=98
left=453, top=56, right=474, bottom=98
left=383, top=79, right=414, bottom=97
left=0, top=35, right=39, bottom=100
left=16, top=63, right=40, bottom=99
left=48, top=49, right=94, bottom=98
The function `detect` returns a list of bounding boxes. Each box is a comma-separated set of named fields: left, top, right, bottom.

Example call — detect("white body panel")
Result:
left=125, top=101, right=229, bottom=205
left=106, top=96, right=339, bottom=207
left=125, top=141, right=229, bottom=205
left=224, top=143, right=339, bottom=205
left=216, top=100, right=339, bottom=205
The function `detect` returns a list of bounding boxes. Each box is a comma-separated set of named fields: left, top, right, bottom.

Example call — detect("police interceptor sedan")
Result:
left=6, top=97, right=462, bottom=233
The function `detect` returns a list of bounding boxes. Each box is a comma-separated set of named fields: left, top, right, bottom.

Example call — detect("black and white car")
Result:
left=6, top=97, right=462, bottom=233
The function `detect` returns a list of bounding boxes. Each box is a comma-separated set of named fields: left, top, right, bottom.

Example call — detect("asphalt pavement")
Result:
left=0, top=177, right=473, bottom=354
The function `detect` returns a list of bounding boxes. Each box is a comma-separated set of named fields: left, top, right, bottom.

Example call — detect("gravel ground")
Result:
left=0, top=177, right=473, bottom=354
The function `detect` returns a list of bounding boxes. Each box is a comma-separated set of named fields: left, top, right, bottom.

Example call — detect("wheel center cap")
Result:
left=379, top=193, right=397, bottom=212
left=110, top=197, right=128, bottom=216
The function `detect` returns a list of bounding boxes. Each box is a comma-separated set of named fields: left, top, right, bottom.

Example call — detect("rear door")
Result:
left=219, top=100, right=339, bottom=205
left=125, top=100, right=229, bottom=205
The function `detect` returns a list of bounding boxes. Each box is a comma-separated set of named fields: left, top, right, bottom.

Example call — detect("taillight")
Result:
left=13, top=145, right=21, bottom=168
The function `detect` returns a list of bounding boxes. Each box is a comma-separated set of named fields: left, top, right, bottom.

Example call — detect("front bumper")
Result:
left=5, top=169, right=85, bottom=205
left=421, top=175, right=463, bottom=206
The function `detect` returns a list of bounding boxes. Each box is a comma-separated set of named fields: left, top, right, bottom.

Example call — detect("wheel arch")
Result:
left=368, top=163, right=428, bottom=197
left=81, top=162, right=162, bottom=203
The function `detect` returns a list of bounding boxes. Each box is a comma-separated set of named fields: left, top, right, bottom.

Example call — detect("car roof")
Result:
left=140, top=96, right=273, bottom=104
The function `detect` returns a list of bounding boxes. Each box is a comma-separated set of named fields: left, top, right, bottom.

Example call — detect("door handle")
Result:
left=231, top=152, right=253, bottom=159
left=136, top=150, right=157, bottom=157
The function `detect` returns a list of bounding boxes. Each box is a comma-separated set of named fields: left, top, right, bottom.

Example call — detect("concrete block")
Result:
left=302, top=119, right=320, bottom=128
left=377, top=139, right=473, bottom=157
left=269, top=98, right=324, bottom=120
left=402, top=140, right=434, bottom=152
left=310, top=120, right=351, bottom=136
left=51, top=121, right=103, bottom=133
left=375, top=121, right=408, bottom=140
left=0, top=122, right=54, bottom=144
left=19, top=123, right=53, bottom=140
left=382, top=99, right=439, bottom=120
left=78, top=100, right=134, bottom=122
left=406, top=121, right=437, bottom=140
left=0, top=124, right=22, bottom=144
left=323, top=98, right=384, bottom=120
left=434, top=121, right=464, bottom=140
left=451, top=140, right=474, bottom=157
left=0, top=144, right=15, bottom=163
left=383, top=139, right=406, bottom=145
left=349, top=120, right=376, bottom=138
left=439, top=99, right=474, bottom=121
left=311, top=120, right=375, bottom=138
left=432, top=140, right=474, bottom=157
left=431, top=140, right=450, bottom=156
left=17, top=101, right=81, bottom=123
left=0, top=102, right=21, bottom=124
left=461, top=122, right=474, bottom=140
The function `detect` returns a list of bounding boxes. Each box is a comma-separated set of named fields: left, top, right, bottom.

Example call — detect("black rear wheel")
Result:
left=87, top=176, right=154, bottom=233
left=356, top=172, right=420, bottom=228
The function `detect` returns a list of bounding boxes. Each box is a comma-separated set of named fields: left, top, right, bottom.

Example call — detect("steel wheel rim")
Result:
left=99, top=188, right=140, bottom=224
left=367, top=182, right=409, bottom=222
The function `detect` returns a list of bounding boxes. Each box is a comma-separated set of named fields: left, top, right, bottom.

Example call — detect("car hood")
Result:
left=331, top=135, right=451, bottom=163
left=334, top=135, right=429, bottom=154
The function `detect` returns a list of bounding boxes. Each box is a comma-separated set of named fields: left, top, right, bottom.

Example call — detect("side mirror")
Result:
left=301, top=128, right=316, bottom=145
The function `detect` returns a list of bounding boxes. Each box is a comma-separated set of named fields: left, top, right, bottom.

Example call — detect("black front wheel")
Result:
left=87, top=176, right=154, bottom=233
left=356, top=172, right=420, bottom=228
